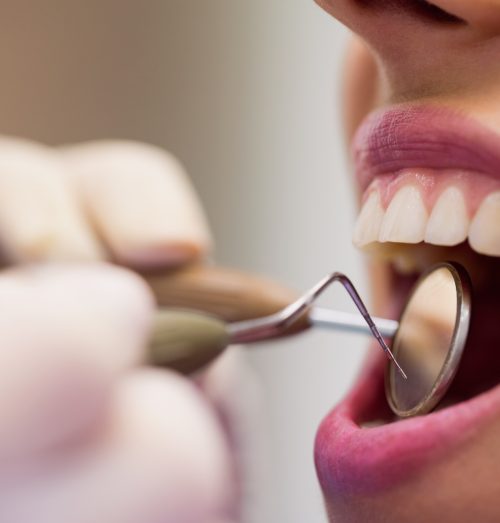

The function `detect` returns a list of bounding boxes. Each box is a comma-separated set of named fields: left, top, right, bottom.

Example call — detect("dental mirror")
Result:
left=147, top=261, right=472, bottom=418
left=386, top=262, right=472, bottom=418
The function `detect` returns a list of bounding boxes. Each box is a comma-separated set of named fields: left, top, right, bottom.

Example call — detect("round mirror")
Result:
left=386, top=262, right=472, bottom=418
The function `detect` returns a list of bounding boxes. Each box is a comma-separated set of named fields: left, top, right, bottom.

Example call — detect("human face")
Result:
left=313, top=2, right=500, bottom=522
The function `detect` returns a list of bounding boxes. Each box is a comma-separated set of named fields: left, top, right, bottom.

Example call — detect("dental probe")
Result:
left=147, top=272, right=407, bottom=379
left=146, top=262, right=473, bottom=419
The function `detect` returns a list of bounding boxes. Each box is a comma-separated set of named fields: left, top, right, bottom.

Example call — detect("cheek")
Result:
left=342, top=37, right=382, bottom=146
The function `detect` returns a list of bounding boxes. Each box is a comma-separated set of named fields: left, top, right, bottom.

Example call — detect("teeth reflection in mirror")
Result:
left=469, top=192, right=500, bottom=256
left=392, top=252, right=420, bottom=275
left=360, top=419, right=388, bottom=428
left=353, top=191, right=384, bottom=247
left=379, top=186, right=428, bottom=244
left=425, top=187, right=469, bottom=246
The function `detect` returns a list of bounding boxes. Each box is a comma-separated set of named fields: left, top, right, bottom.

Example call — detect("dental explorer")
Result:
left=144, top=262, right=472, bottom=418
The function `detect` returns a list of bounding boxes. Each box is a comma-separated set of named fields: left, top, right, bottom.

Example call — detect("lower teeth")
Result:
left=360, top=419, right=390, bottom=428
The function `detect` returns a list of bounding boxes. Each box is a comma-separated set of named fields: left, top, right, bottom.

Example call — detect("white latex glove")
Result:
left=0, top=137, right=258, bottom=523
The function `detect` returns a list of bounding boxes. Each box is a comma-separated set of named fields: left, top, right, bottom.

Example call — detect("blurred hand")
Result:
left=0, top=138, right=256, bottom=523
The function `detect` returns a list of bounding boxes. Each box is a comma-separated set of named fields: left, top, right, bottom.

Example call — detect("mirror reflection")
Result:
left=389, top=267, right=459, bottom=414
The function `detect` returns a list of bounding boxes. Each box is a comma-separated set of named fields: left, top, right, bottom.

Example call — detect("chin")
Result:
left=315, top=103, right=500, bottom=522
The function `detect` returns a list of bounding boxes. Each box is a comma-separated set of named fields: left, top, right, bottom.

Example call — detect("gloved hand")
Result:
left=0, top=138, right=257, bottom=523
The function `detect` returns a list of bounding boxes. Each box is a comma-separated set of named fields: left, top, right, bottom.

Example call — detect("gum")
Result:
left=363, top=169, right=500, bottom=217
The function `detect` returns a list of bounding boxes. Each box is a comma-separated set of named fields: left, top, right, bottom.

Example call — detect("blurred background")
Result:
left=0, top=2, right=367, bottom=522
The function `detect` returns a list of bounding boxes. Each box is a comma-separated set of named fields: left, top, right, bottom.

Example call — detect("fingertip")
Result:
left=61, top=140, right=213, bottom=270
left=112, top=369, right=233, bottom=483
left=76, top=369, right=235, bottom=522
left=23, top=262, right=156, bottom=370
left=120, top=241, right=205, bottom=270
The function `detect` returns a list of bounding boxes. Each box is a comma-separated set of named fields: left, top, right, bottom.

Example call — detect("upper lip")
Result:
left=353, top=104, right=500, bottom=192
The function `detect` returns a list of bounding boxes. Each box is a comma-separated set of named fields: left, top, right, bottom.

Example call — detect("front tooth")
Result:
left=425, top=187, right=469, bottom=246
left=379, top=186, right=428, bottom=243
left=469, top=192, right=500, bottom=256
left=353, top=191, right=384, bottom=247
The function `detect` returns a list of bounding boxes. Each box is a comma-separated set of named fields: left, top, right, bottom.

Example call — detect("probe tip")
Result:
left=390, top=354, right=408, bottom=380
left=375, top=334, right=407, bottom=380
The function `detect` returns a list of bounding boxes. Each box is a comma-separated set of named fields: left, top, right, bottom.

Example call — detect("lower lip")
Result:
left=314, top=340, right=500, bottom=497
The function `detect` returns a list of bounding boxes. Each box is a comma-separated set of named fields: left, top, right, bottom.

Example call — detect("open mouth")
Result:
left=315, top=104, right=500, bottom=497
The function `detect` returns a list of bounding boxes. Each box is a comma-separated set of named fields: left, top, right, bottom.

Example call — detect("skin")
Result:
left=0, top=138, right=253, bottom=523
left=315, top=1, right=500, bottom=522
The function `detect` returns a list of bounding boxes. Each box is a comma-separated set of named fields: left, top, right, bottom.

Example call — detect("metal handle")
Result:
left=310, top=308, right=399, bottom=338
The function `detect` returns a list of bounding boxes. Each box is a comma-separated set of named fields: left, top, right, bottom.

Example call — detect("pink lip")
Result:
left=314, top=349, right=500, bottom=497
left=353, top=105, right=500, bottom=192
left=314, top=103, right=500, bottom=498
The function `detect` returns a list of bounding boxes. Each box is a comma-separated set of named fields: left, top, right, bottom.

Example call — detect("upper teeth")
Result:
left=425, top=187, right=469, bottom=247
left=379, top=186, right=428, bottom=244
left=354, top=185, right=500, bottom=256
left=352, top=191, right=385, bottom=246
left=469, top=192, right=500, bottom=256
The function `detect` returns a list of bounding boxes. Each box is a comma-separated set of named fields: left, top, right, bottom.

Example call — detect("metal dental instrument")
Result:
left=227, top=272, right=407, bottom=379
left=149, top=271, right=407, bottom=379
left=385, top=261, right=472, bottom=418
left=149, top=262, right=471, bottom=417
left=147, top=261, right=472, bottom=418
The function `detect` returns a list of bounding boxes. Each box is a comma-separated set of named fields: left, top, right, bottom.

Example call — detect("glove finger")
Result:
left=198, top=347, right=265, bottom=522
left=0, top=263, right=153, bottom=462
left=61, top=141, right=212, bottom=269
left=0, top=369, right=235, bottom=523
left=0, top=137, right=102, bottom=263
